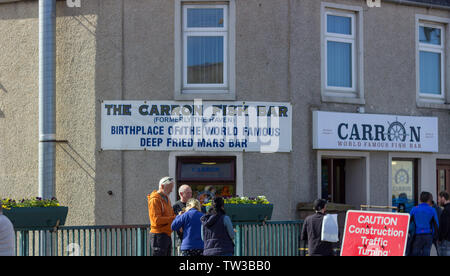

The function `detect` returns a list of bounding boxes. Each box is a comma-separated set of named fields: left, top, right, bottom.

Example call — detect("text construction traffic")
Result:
left=101, top=100, right=292, bottom=152
left=340, top=211, right=410, bottom=256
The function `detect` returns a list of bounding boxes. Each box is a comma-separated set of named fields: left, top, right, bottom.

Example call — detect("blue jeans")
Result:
left=438, top=240, right=450, bottom=256
left=410, top=234, right=433, bottom=256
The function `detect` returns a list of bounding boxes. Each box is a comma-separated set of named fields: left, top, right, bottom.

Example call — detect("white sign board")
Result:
left=313, top=111, right=438, bottom=152
left=101, top=101, right=292, bottom=152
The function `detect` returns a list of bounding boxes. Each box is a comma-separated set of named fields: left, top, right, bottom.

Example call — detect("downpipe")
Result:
left=38, top=0, right=56, bottom=256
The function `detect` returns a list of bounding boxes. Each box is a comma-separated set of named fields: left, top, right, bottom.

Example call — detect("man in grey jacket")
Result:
left=0, top=205, right=15, bottom=256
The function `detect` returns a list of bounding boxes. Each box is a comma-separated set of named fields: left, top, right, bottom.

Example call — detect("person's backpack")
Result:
left=321, top=214, right=339, bottom=243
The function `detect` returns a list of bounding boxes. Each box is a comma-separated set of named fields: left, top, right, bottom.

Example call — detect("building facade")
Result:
left=0, top=0, right=449, bottom=226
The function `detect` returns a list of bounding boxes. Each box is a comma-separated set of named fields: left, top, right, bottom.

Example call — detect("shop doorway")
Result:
left=437, top=160, right=450, bottom=195
left=321, top=157, right=367, bottom=207
left=321, top=159, right=346, bottom=203
left=176, top=156, right=236, bottom=204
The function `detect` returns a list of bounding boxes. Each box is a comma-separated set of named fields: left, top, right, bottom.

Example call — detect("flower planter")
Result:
left=3, top=207, right=69, bottom=229
left=224, top=204, right=273, bottom=222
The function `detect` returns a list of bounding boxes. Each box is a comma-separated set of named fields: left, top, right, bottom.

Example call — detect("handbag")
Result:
left=321, top=214, right=339, bottom=243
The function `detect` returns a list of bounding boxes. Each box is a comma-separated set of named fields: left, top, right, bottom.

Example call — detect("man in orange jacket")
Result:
left=148, top=176, right=176, bottom=256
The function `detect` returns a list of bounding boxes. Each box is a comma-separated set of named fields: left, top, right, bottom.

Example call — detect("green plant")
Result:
left=203, top=196, right=271, bottom=207
left=1, top=197, right=61, bottom=210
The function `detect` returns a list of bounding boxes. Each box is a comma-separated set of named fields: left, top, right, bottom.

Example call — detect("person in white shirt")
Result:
left=0, top=205, right=15, bottom=256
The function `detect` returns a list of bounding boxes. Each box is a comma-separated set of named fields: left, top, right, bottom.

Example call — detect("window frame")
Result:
left=418, top=22, right=445, bottom=100
left=324, top=10, right=357, bottom=93
left=182, top=4, right=228, bottom=89
left=320, top=2, right=364, bottom=105
left=415, top=14, right=450, bottom=109
left=175, top=0, right=236, bottom=101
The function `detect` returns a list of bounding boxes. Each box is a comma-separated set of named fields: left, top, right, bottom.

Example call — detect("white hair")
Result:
left=178, top=184, right=191, bottom=194
left=159, top=177, right=174, bottom=188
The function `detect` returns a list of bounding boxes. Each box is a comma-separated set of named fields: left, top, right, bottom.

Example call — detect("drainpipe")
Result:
left=382, top=0, right=450, bottom=11
left=38, top=0, right=56, bottom=257
left=38, top=0, right=56, bottom=201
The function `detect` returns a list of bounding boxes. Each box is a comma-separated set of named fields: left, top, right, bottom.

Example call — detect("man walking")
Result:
left=300, top=199, right=336, bottom=256
left=438, top=191, right=450, bottom=256
left=409, top=191, right=439, bottom=256
left=147, top=176, right=176, bottom=256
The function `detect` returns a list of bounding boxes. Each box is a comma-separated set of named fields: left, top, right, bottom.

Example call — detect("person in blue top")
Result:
left=171, top=198, right=205, bottom=256
left=409, top=191, right=439, bottom=256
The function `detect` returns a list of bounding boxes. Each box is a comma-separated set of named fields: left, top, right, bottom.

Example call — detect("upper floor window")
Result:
left=183, top=5, right=228, bottom=88
left=418, top=22, right=445, bottom=98
left=325, top=11, right=356, bottom=91
left=321, top=3, right=364, bottom=105
left=175, top=1, right=235, bottom=100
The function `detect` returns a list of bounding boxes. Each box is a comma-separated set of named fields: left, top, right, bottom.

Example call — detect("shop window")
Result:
left=176, top=156, right=236, bottom=204
left=391, top=159, right=418, bottom=213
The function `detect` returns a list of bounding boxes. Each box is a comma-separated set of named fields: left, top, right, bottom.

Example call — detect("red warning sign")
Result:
left=341, top=211, right=410, bottom=256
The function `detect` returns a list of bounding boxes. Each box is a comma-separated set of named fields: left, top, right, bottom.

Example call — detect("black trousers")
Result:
left=150, top=233, right=172, bottom=256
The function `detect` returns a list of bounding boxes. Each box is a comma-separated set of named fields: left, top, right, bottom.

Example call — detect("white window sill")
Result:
left=417, top=99, right=450, bottom=110
left=321, top=92, right=365, bottom=105
left=175, top=90, right=236, bottom=101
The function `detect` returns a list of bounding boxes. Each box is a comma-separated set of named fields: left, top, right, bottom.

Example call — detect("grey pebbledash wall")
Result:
left=0, top=0, right=449, bottom=226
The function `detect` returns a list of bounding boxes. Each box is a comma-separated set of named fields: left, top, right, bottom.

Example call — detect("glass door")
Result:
left=321, top=158, right=346, bottom=204
left=437, top=160, right=450, bottom=195
left=391, top=159, right=418, bottom=213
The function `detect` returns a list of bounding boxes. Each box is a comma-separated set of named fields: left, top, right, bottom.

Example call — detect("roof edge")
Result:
left=383, top=0, right=450, bottom=9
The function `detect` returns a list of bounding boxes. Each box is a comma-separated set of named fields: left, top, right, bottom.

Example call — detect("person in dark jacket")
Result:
left=172, top=184, right=193, bottom=249
left=438, top=191, right=450, bottom=256
left=300, top=199, right=335, bottom=256
left=200, top=197, right=235, bottom=256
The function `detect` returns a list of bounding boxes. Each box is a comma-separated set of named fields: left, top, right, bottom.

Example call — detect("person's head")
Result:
left=178, top=185, right=192, bottom=203
left=158, top=176, right=174, bottom=196
left=205, top=185, right=216, bottom=194
left=439, top=191, right=450, bottom=206
left=313, top=199, right=327, bottom=213
left=419, top=191, right=433, bottom=205
left=210, top=196, right=225, bottom=215
left=185, top=198, right=201, bottom=212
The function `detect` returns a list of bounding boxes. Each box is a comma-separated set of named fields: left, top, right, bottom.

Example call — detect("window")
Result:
left=321, top=3, right=364, bottom=104
left=391, top=159, right=418, bottom=213
left=176, top=156, right=236, bottom=204
left=436, top=160, right=450, bottom=196
left=175, top=1, right=235, bottom=100
left=416, top=15, right=450, bottom=108
left=325, top=12, right=355, bottom=91
left=418, top=22, right=445, bottom=98
left=183, top=5, right=227, bottom=88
